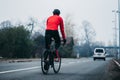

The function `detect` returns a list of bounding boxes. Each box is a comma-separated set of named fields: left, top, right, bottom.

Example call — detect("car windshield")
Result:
left=95, top=49, right=103, bottom=53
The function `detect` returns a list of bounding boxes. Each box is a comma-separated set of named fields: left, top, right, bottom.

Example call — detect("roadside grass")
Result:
left=107, top=60, right=120, bottom=80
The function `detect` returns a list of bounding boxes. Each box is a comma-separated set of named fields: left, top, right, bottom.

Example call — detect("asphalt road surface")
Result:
left=0, top=58, right=111, bottom=80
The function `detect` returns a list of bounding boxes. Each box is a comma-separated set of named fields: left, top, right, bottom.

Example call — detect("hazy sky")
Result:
left=0, top=0, right=118, bottom=45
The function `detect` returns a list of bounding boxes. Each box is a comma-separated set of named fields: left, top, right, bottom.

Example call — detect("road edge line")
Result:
left=113, top=59, right=120, bottom=69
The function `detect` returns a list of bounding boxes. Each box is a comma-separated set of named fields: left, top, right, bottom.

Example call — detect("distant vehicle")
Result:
left=93, top=48, right=106, bottom=61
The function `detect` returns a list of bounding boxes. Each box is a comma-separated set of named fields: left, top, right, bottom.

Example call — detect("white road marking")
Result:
left=0, top=59, right=90, bottom=74
left=113, top=59, right=120, bottom=67
left=0, top=66, right=40, bottom=74
left=62, top=60, right=90, bottom=66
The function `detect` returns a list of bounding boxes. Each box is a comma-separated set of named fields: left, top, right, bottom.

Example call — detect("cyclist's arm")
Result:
left=59, top=18, right=66, bottom=39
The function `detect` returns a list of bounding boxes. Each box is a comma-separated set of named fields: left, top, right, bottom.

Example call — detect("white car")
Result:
left=93, top=48, right=106, bottom=61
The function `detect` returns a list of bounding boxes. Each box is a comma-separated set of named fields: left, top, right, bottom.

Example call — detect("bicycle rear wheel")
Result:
left=53, top=52, right=61, bottom=73
left=41, top=50, right=50, bottom=74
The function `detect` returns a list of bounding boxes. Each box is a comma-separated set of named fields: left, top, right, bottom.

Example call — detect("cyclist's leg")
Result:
left=45, top=31, right=51, bottom=60
left=53, top=31, right=61, bottom=59
left=45, top=30, right=56, bottom=66
left=52, top=31, right=61, bottom=73
left=44, top=30, right=52, bottom=69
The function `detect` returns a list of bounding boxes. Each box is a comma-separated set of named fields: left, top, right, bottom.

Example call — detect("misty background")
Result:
left=0, top=0, right=118, bottom=45
left=0, top=0, right=118, bottom=58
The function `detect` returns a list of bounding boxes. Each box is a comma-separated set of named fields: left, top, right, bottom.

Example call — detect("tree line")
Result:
left=0, top=15, right=107, bottom=58
left=0, top=20, right=74, bottom=58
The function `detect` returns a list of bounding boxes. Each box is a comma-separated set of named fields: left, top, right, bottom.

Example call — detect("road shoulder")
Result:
left=103, top=60, right=120, bottom=80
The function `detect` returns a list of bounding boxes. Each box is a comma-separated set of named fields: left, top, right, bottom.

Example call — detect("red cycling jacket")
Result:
left=46, top=15, right=66, bottom=39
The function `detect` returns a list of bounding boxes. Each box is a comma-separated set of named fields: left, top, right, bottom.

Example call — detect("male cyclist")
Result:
left=44, top=9, right=66, bottom=69
left=45, top=9, right=66, bottom=53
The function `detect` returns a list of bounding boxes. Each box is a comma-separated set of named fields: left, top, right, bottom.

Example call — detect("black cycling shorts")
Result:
left=45, top=30, right=61, bottom=50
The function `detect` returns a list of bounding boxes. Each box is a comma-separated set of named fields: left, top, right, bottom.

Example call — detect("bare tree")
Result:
left=27, top=17, right=37, bottom=35
left=82, top=20, right=96, bottom=45
left=39, top=20, right=46, bottom=36
left=64, top=14, right=75, bottom=37
left=82, top=20, right=96, bottom=56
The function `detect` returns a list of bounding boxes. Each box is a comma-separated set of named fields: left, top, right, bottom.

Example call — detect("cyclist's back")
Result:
left=46, top=15, right=64, bottom=31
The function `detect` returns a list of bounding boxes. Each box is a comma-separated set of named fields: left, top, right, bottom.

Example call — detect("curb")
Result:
left=113, top=59, right=120, bottom=69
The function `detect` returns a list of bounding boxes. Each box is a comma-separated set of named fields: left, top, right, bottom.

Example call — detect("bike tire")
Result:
left=53, top=52, right=61, bottom=73
left=41, top=50, right=50, bottom=74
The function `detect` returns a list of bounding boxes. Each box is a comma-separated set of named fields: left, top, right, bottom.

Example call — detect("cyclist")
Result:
left=44, top=9, right=66, bottom=69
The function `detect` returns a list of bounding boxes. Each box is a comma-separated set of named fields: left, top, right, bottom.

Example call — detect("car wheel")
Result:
left=93, top=58, right=96, bottom=61
left=104, top=58, right=106, bottom=61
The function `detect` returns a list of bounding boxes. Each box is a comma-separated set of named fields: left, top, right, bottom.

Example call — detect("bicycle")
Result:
left=41, top=38, right=62, bottom=74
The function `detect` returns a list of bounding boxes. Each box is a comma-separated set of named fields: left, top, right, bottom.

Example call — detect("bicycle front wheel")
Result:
left=53, top=52, right=61, bottom=73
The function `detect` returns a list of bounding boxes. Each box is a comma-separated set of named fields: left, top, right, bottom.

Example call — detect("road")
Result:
left=0, top=58, right=111, bottom=80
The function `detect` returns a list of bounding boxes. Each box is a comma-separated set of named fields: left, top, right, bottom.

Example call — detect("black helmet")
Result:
left=53, top=9, right=60, bottom=15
